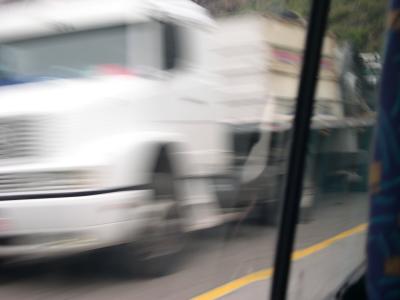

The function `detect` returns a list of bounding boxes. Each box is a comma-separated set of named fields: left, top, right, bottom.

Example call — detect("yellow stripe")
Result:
left=192, top=223, right=367, bottom=300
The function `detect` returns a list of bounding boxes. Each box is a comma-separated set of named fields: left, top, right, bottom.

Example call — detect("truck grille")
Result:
left=0, top=171, right=91, bottom=195
left=0, top=118, right=39, bottom=160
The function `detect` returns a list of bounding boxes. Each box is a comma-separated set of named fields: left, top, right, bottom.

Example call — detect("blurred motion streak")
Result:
left=0, top=0, right=376, bottom=296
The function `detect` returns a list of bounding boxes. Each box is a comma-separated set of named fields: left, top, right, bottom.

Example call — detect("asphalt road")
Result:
left=0, top=192, right=369, bottom=300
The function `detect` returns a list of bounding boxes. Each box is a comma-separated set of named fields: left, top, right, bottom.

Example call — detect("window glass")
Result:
left=0, top=22, right=167, bottom=79
left=1, top=26, right=128, bottom=78
left=285, top=0, right=382, bottom=299
left=127, top=22, right=164, bottom=71
left=0, top=1, right=382, bottom=300
left=0, top=2, right=292, bottom=300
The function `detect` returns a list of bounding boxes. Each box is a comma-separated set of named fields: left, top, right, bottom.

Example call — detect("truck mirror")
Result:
left=162, top=22, right=180, bottom=70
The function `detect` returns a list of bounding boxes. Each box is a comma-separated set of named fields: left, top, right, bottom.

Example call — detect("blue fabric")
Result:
left=368, top=1, right=400, bottom=298
left=391, top=0, right=400, bottom=10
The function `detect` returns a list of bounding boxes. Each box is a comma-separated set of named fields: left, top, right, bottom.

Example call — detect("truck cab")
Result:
left=0, top=0, right=232, bottom=273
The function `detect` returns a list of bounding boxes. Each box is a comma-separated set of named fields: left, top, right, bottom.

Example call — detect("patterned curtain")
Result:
left=368, top=1, right=400, bottom=299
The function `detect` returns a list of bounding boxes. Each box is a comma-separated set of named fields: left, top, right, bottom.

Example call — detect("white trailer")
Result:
left=211, top=13, right=374, bottom=222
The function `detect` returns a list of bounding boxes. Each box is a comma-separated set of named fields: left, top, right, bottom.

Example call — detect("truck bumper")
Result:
left=0, top=189, right=151, bottom=258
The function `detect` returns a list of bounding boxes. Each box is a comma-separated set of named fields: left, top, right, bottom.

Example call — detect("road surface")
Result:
left=0, top=193, right=369, bottom=300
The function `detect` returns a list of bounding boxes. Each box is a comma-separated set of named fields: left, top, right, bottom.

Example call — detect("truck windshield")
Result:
left=0, top=25, right=128, bottom=79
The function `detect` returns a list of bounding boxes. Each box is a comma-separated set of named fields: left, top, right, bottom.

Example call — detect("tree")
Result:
left=287, top=0, right=386, bottom=52
left=193, top=0, right=386, bottom=52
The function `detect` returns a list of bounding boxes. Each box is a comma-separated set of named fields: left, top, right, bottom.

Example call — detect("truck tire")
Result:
left=117, top=154, right=185, bottom=277
left=256, top=174, right=284, bottom=226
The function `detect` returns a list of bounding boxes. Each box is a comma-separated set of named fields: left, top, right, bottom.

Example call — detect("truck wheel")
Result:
left=256, top=175, right=284, bottom=226
left=118, top=159, right=185, bottom=277
left=257, top=200, right=281, bottom=226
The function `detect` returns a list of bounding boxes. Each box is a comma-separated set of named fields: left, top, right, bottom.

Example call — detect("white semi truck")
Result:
left=0, top=0, right=238, bottom=274
left=0, top=0, right=372, bottom=273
